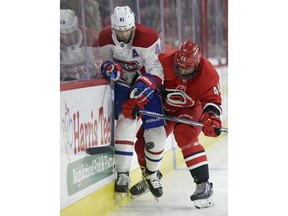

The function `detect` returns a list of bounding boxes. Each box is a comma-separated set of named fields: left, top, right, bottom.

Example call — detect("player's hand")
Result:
left=122, top=99, right=144, bottom=120
left=130, top=74, right=158, bottom=104
left=100, top=61, right=123, bottom=81
left=200, top=112, right=222, bottom=137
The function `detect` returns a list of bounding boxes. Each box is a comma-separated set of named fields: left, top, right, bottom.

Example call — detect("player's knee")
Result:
left=135, top=138, right=145, bottom=161
left=116, top=114, right=137, bottom=141
left=174, top=124, right=200, bottom=148
left=143, top=126, right=166, bottom=152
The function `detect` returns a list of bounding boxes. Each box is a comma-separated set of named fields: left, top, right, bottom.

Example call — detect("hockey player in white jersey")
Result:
left=98, top=6, right=166, bottom=199
left=60, top=9, right=100, bottom=81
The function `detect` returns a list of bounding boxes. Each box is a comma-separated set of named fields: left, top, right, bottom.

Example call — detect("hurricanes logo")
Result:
left=165, top=88, right=195, bottom=108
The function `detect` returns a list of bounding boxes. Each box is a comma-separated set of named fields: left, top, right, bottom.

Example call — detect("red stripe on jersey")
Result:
left=115, top=140, right=134, bottom=145
left=186, top=155, right=208, bottom=167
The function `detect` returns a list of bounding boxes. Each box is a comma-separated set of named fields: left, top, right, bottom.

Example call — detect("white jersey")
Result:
left=98, top=23, right=164, bottom=86
left=60, top=29, right=101, bottom=80
left=60, top=30, right=96, bottom=67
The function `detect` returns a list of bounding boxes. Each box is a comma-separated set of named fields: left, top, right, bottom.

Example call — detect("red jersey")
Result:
left=159, top=51, right=222, bottom=114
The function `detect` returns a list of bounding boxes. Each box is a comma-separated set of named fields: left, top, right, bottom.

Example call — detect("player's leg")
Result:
left=173, top=106, right=214, bottom=208
left=130, top=126, right=149, bottom=198
left=140, top=94, right=166, bottom=199
left=113, top=83, right=136, bottom=193
left=130, top=117, right=174, bottom=199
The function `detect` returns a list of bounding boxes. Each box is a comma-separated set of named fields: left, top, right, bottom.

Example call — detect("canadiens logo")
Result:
left=114, top=59, right=141, bottom=72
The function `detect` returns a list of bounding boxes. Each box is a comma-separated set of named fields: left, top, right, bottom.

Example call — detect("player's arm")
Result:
left=122, top=73, right=159, bottom=120
left=121, top=38, right=164, bottom=120
left=142, top=38, right=164, bottom=87
left=98, top=45, right=123, bottom=80
left=199, top=78, right=223, bottom=137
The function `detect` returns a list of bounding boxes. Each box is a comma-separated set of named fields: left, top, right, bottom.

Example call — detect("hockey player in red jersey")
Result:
left=129, top=40, right=223, bottom=208
left=98, top=6, right=166, bottom=199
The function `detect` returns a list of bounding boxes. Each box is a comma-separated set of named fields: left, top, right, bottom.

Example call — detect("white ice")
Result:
left=109, top=135, right=228, bottom=216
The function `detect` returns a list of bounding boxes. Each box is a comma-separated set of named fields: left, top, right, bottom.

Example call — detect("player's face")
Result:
left=115, top=29, right=134, bottom=44
left=60, top=30, right=79, bottom=47
left=178, top=67, right=195, bottom=75
left=174, top=61, right=200, bottom=79
left=175, top=66, right=196, bottom=76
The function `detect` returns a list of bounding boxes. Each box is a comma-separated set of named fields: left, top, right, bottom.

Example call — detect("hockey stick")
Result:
left=138, top=110, right=228, bottom=133
left=86, top=75, right=116, bottom=155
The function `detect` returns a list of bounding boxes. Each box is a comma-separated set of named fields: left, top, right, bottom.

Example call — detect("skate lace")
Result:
left=136, top=180, right=147, bottom=190
left=194, top=183, right=205, bottom=194
left=148, top=175, right=162, bottom=189
left=117, top=173, right=131, bottom=186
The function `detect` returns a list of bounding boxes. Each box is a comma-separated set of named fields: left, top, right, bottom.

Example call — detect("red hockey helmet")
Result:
left=174, top=41, right=202, bottom=79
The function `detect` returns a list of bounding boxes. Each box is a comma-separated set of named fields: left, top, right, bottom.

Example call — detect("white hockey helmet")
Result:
left=111, top=6, right=135, bottom=31
left=60, top=9, right=78, bottom=34
left=60, top=9, right=81, bottom=48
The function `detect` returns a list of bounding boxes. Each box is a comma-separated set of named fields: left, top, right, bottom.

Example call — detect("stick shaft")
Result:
left=138, top=110, right=228, bottom=133
left=86, top=79, right=116, bottom=155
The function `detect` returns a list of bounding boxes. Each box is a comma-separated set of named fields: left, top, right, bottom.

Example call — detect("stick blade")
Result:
left=86, top=146, right=113, bottom=155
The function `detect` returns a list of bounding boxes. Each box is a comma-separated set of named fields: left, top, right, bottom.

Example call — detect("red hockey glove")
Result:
left=200, top=111, right=222, bottom=137
left=122, top=99, right=144, bottom=120
left=100, top=61, right=123, bottom=81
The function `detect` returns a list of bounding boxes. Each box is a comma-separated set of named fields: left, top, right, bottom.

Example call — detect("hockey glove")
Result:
left=130, top=74, right=158, bottom=104
left=200, top=111, right=222, bottom=137
left=122, top=99, right=144, bottom=120
left=100, top=61, right=123, bottom=81
left=122, top=74, right=158, bottom=120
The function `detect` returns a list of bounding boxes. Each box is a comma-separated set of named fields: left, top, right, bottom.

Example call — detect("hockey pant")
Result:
left=135, top=105, right=209, bottom=183
left=114, top=81, right=165, bottom=172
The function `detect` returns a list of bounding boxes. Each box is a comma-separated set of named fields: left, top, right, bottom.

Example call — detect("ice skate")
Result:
left=190, top=181, right=214, bottom=209
left=130, top=171, right=163, bottom=199
left=115, top=171, right=130, bottom=200
left=143, top=171, right=163, bottom=201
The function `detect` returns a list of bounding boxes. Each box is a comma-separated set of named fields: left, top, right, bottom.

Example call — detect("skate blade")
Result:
left=152, top=195, right=159, bottom=201
left=194, top=196, right=214, bottom=209
left=116, top=192, right=127, bottom=201
left=141, top=179, right=160, bottom=201
left=130, top=190, right=150, bottom=199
